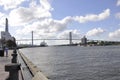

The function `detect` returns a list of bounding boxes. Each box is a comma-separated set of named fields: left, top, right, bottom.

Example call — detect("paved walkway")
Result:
left=0, top=50, right=12, bottom=80
left=0, top=50, right=23, bottom=80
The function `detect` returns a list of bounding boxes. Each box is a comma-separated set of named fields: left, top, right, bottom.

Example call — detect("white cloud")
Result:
left=8, top=0, right=52, bottom=26
left=117, top=0, right=120, bottom=6
left=109, top=29, right=120, bottom=38
left=0, top=0, right=25, bottom=10
left=115, top=13, right=120, bottom=19
left=15, top=16, right=73, bottom=39
left=86, top=28, right=105, bottom=37
left=74, top=9, right=110, bottom=23
left=14, top=8, right=110, bottom=37
left=8, top=7, right=110, bottom=27
left=0, top=12, right=6, bottom=26
left=57, top=30, right=81, bottom=39
left=0, top=17, right=6, bottom=27
left=14, top=7, right=110, bottom=40
left=0, top=0, right=111, bottom=44
left=49, top=16, right=73, bottom=32
left=0, top=12, right=4, bottom=18
left=40, top=0, right=53, bottom=10
left=0, top=27, right=4, bottom=31
left=9, top=7, right=33, bottom=26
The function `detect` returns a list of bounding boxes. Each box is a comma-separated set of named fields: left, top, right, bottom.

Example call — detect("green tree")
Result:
left=6, top=40, right=16, bottom=48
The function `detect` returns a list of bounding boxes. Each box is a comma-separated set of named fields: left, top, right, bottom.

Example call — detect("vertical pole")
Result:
left=32, top=31, right=33, bottom=47
left=69, top=32, right=72, bottom=45
left=5, top=18, right=8, bottom=32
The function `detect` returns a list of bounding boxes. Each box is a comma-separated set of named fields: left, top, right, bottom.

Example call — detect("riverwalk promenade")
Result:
left=0, top=50, right=22, bottom=80
left=0, top=50, right=49, bottom=80
left=18, top=50, right=49, bottom=80
left=0, top=51, right=10, bottom=80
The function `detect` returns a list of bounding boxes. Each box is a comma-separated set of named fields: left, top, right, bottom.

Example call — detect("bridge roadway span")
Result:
left=16, top=38, right=81, bottom=41
left=0, top=50, right=49, bottom=80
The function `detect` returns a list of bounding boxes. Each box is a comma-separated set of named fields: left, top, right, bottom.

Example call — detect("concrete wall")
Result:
left=18, top=50, right=49, bottom=80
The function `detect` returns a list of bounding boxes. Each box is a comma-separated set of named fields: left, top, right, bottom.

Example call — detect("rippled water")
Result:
left=20, top=46, right=120, bottom=80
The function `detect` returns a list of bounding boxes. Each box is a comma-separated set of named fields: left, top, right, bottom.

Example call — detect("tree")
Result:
left=6, top=40, right=16, bottom=48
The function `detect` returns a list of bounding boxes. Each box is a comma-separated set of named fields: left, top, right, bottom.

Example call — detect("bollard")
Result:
left=13, top=49, right=17, bottom=54
left=5, top=63, right=21, bottom=80
left=11, top=53, right=17, bottom=63
left=11, top=49, right=17, bottom=63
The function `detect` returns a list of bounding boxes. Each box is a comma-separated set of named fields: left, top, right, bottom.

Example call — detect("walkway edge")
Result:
left=18, top=50, right=49, bottom=80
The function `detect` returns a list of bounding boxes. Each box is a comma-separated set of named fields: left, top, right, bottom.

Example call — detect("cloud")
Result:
left=0, top=12, right=6, bottom=26
left=49, top=16, right=73, bottom=32
left=0, top=0, right=25, bottom=10
left=8, top=0, right=52, bottom=26
left=0, top=27, right=4, bottom=31
left=40, top=0, right=53, bottom=10
left=14, top=8, right=110, bottom=35
left=115, top=12, right=120, bottom=19
left=16, top=16, right=73, bottom=39
left=57, top=30, right=81, bottom=39
left=109, top=29, right=120, bottom=38
left=117, top=0, right=120, bottom=6
left=14, top=7, right=110, bottom=40
left=0, top=0, right=111, bottom=43
left=0, top=0, right=116, bottom=45
left=9, top=7, right=34, bottom=26
left=0, top=12, right=4, bottom=18
left=86, top=28, right=105, bottom=37
left=8, top=6, right=110, bottom=27
left=74, top=9, right=110, bottom=23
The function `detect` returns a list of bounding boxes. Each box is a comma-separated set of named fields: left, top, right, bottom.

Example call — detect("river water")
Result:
left=20, top=46, right=120, bottom=80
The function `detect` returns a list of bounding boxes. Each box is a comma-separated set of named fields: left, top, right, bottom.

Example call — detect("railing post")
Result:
left=11, top=49, right=17, bottom=63
left=5, top=63, right=21, bottom=80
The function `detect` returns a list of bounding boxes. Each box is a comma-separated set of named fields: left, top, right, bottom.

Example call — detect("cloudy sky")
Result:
left=0, top=0, right=120, bottom=45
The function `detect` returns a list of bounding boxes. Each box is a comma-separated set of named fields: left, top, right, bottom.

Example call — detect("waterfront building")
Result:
left=0, top=18, right=15, bottom=47
left=81, top=36, right=87, bottom=46
left=1, top=31, right=14, bottom=41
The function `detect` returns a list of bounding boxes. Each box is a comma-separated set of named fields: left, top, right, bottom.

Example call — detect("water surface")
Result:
left=20, top=46, right=120, bottom=80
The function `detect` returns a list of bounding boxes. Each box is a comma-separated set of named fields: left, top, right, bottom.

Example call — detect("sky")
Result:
left=0, top=0, right=120, bottom=45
